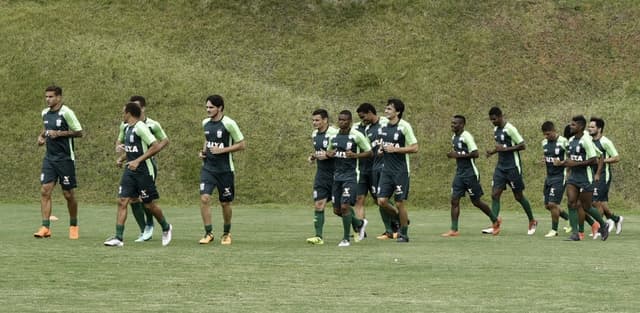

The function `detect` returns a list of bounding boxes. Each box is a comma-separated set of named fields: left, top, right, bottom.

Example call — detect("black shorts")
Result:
left=543, top=176, right=565, bottom=204
left=377, top=170, right=410, bottom=201
left=200, top=168, right=235, bottom=202
left=41, top=158, right=77, bottom=190
left=592, top=179, right=610, bottom=202
left=119, top=170, right=159, bottom=203
left=451, top=175, right=484, bottom=201
left=492, top=167, right=525, bottom=192
left=332, top=180, right=357, bottom=209
left=313, top=170, right=333, bottom=202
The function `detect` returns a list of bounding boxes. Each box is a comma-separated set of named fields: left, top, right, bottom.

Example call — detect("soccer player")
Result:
left=355, top=103, right=399, bottom=240
left=104, top=102, right=173, bottom=247
left=34, top=85, right=83, bottom=240
left=377, top=98, right=418, bottom=243
left=484, top=106, right=537, bottom=235
left=306, top=109, right=338, bottom=245
left=352, top=104, right=375, bottom=222
left=553, top=115, right=609, bottom=241
left=442, top=115, right=501, bottom=237
left=115, top=95, right=169, bottom=242
left=588, top=117, right=623, bottom=235
left=326, top=110, right=372, bottom=247
left=198, top=95, right=246, bottom=245
left=540, top=121, right=571, bottom=237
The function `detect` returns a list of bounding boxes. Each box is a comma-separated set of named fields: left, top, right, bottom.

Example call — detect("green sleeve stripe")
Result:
left=462, top=131, right=477, bottom=152
left=506, top=123, right=524, bottom=144
left=222, top=117, right=244, bottom=142
left=62, top=106, right=83, bottom=131
left=354, top=130, right=371, bottom=151
left=400, top=120, right=418, bottom=145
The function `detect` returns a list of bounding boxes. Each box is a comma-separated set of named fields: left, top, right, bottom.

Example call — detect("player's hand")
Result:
left=446, top=151, right=458, bottom=158
left=345, top=151, right=356, bottom=158
left=485, top=150, right=493, bottom=158
left=209, top=146, right=224, bottom=155
left=127, top=160, right=140, bottom=171
left=116, top=144, right=125, bottom=153
left=116, top=159, right=125, bottom=168
left=37, top=135, right=46, bottom=146
left=199, top=151, right=207, bottom=159
left=494, top=144, right=507, bottom=152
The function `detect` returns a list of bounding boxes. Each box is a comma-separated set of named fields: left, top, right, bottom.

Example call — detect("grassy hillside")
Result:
left=2, top=0, right=640, bottom=210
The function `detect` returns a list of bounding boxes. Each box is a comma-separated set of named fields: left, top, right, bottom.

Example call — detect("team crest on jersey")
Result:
left=129, top=134, right=135, bottom=143
left=555, top=147, right=560, bottom=155
left=322, top=139, right=328, bottom=148
left=576, top=145, right=581, bottom=153
left=346, top=142, right=353, bottom=150
left=56, top=119, right=62, bottom=127
left=393, top=132, right=399, bottom=141
left=216, top=130, right=223, bottom=138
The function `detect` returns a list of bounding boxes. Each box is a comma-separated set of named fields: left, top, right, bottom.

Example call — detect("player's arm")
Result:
left=603, top=140, right=620, bottom=164
left=37, top=127, right=47, bottom=146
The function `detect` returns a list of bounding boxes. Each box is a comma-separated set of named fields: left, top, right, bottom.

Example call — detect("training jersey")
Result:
left=328, top=129, right=372, bottom=182
left=353, top=122, right=372, bottom=174
left=41, top=105, right=83, bottom=161
left=542, top=135, right=569, bottom=178
left=366, top=116, right=389, bottom=171
left=567, top=134, right=598, bottom=183
left=312, top=125, right=339, bottom=173
left=379, top=119, right=418, bottom=173
left=119, top=117, right=168, bottom=165
left=452, top=130, right=480, bottom=178
left=123, top=121, right=157, bottom=177
left=592, top=136, right=618, bottom=183
left=493, top=122, right=524, bottom=171
left=202, top=115, right=244, bottom=173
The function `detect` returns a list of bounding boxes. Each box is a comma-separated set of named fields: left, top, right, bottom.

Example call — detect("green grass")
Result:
left=1, top=1, right=640, bottom=209
left=2, top=202, right=639, bottom=313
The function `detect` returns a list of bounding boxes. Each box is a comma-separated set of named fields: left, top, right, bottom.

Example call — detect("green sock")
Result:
left=204, top=224, right=213, bottom=234
left=585, top=206, right=606, bottom=225
left=491, top=199, right=501, bottom=217
left=157, top=217, right=170, bottom=232
left=400, top=225, right=409, bottom=238
left=144, top=206, right=154, bottom=227
left=610, top=215, right=620, bottom=223
left=115, top=224, right=125, bottom=240
left=585, top=215, right=595, bottom=226
left=42, top=220, right=50, bottom=228
left=578, top=220, right=585, bottom=233
left=379, top=207, right=392, bottom=233
left=517, top=197, right=534, bottom=221
left=451, top=219, right=459, bottom=231
left=69, top=218, right=78, bottom=227
left=568, top=207, right=578, bottom=235
left=223, top=224, right=231, bottom=234
left=349, top=207, right=363, bottom=229
left=314, top=211, right=324, bottom=238
left=130, top=202, right=146, bottom=232
left=342, top=213, right=352, bottom=241
left=552, top=221, right=559, bottom=231
left=559, top=210, right=569, bottom=220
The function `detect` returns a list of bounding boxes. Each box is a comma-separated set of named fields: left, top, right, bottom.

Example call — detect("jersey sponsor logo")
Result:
left=334, top=151, right=347, bottom=158
left=569, top=155, right=584, bottom=161
left=544, top=156, right=557, bottom=163
left=124, top=145, right=139, bottom=153
left=206, top=141, right=225, bottom=149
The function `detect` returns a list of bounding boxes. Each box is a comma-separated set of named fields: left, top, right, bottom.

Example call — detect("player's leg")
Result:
left=35, top=159, right=57, bottom=238
left=218, top=172, right=235, bottom=245
left=490, top=169, right=507, bottom=217
left=565, top=184, right=580, bottom=240
left=199, top=169, right=216, bottom=243
left=59, top=160, right=79, bottom=239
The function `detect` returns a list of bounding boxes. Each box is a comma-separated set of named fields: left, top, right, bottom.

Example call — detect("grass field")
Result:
left=1, top=203, right=638, bottom=313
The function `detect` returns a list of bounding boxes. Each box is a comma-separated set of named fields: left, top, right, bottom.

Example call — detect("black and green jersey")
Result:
left=123, top=121, right=157, bottom=177
left=41, top=105, right=82, bottom=161
left=328, top=129, right=372, bottom=182
left=353, top=122, right=372, bottom=173
left=452, top=130, right=479, bottom=178
left=379, top=119, right=418, bottom=173
left=202, top=116, right=244, bottom=173
left=119, top=117, right=168, bottom=143
left=312, top=126, right=339, bottom=173
left=493, top=122, right=524, bottom=171
left=592, top=136, right=618, bottom=183
left=542, top=135, right=568, bottom=178
left=567, top=134, right=598, bottom=183
left=366, top=116, right=389, bottom=171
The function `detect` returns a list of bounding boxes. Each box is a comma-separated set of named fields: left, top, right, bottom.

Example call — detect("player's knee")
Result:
left=200, top=194, right=211, bottom=204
